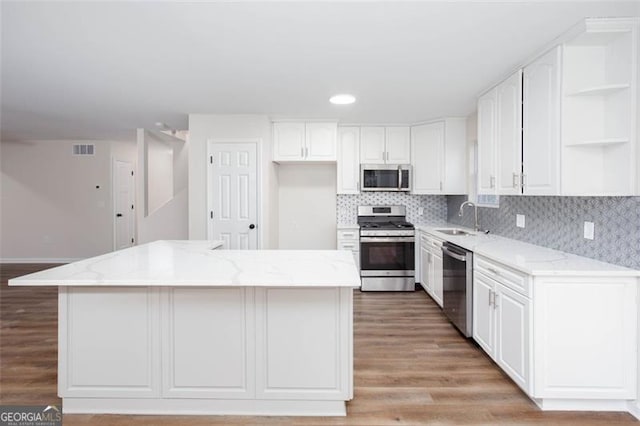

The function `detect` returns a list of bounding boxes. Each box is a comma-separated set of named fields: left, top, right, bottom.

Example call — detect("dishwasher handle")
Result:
left=442, top=246, right=467, bottom=262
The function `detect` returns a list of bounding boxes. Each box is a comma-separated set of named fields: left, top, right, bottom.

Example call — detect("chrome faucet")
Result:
left=458, top=201, right=481, bottom=232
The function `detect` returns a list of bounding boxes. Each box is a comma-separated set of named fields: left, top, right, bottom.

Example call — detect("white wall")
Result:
left=136, top=129, right=189, bottom=244
left=278, top=164, right=336, bottom=249
left=188, top=115, right=278, bottom=249
left=146, top=137, right=174, bottom=215
left=0, top=139, right=136, bottom=261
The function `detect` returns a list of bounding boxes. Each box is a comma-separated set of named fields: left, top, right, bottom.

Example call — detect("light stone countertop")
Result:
left=9, top=240, right=362, bottom=287
left=417, top=224, right=640, bottom=277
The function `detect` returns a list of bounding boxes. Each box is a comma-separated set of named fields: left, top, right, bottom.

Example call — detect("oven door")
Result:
left=359, top=237, right=415, bottom=276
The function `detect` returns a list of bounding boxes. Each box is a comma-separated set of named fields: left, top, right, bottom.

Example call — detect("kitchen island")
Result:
left=9, top=240, right=361, bottom=416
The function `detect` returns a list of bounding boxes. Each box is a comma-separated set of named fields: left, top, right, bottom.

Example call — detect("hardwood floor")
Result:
left=1, top=263, right=637, bottom=425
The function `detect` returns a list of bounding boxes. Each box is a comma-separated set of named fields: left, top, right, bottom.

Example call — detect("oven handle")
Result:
left=442, top=246, right=467, bottom=262
left=360, top=237, right=415, bottom=243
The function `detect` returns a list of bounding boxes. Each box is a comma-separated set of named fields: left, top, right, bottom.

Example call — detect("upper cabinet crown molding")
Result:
left=272, top=121, right=337, bottom=163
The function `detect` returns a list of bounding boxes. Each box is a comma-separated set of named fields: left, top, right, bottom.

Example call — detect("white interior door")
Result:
left=208, top=142, right=258, bottom=249
left=113, top=159, right=135, bottom=250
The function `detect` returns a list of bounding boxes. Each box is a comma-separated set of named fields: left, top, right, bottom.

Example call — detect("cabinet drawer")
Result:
left=337, top=230, right=359, bottom=241
left=474, top=256, right=530, bottom=297
left=337, top=240, right=359, bottom=251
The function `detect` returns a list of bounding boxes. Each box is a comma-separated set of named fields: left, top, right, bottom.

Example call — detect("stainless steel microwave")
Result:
left=360, top=164, right=412, bottom=192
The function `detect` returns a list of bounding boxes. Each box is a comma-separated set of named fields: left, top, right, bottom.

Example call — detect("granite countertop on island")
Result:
left=416, top=224, right=640, bottom=277
left=9, top=240, right=362, bottom=288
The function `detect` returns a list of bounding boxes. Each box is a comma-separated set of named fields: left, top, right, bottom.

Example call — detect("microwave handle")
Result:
left=398, top=165, right=402, bottom=190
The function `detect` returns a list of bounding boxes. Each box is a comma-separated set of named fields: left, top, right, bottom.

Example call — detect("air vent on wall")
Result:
left=72, top=144, right=95, bottom=156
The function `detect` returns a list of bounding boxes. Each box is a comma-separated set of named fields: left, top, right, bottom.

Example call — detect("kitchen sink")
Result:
left=435, top=228, right=474, bottom=236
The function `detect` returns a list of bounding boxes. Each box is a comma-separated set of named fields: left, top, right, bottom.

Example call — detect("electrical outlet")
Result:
left=584, top=221, right=595, bottom=240
left=516, top=214, right=525, bottom=228
left=418, top=207, right=424, bottom=215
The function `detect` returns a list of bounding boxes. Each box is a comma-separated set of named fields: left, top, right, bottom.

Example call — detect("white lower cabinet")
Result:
left=473, top=254, right=637, bottom=410
left=472, top=271, right=496, bottom=356
left=473, top=269, right=529, bottom=393
left=337, top=228, right=360, bottom=270
left=418, top=231, right=443, bottom=308
left=495, top=284, right=530, bottom=393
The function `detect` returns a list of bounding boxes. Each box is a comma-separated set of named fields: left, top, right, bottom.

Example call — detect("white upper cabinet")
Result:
left=306, top=123, right=337, bottom=161
left=360, top=126, right=410, bottom=164
left=496, top=70, right=523, bottom=195
left=337, top=127, right=360, bottom=194
left=477, top=18, right=638, bottom=197
left=273, top=122, right=306, bottom=162
left=478, top=69, right=522, bottom=196
left=273, top=122, right=337, bottom=163
left=522, top=47, right=561, bottom=195
left=411, top=122, right=444, bottom=194
left=411, top=118, right=466, bottom=195
left=477, top=88, right=498, bottom=195
left=360, top=127, right=386, bottom=164
left=385, top=127, right=411, bottom=164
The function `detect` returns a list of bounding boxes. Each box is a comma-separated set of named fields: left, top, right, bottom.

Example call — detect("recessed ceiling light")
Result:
left=329, top=94, right=356, bottom=105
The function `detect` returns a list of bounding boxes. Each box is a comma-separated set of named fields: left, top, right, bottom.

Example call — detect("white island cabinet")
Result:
left=9, top=240, right=360, bottom=416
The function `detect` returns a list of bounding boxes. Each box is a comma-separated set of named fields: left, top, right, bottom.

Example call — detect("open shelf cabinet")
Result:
left=561, top=18, right=638, bottom=195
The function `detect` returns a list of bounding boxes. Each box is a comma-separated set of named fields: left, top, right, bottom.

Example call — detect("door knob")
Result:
left=116, top=213, right=123, bottom=217
left=249, top=224, right=256, bottom=229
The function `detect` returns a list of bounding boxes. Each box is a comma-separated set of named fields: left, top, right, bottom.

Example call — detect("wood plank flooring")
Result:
left=1, top=264, right=637, bottom=425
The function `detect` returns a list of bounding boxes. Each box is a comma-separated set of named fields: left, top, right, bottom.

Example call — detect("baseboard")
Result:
left=627, top=401, right=640, bottom=420
left=0, top=258, right=80, bottom=264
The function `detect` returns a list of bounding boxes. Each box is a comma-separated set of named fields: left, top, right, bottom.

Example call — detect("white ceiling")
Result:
left=2, top=1, right=639, bottom=141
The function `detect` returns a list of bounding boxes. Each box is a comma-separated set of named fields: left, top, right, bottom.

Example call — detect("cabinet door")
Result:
left=473, top=272, right=496, bottom=356
left=431, top=250, right=443, bottom=308
left=420, top=246, right=431, bottom=293
left=255, top=287, right=352, bottom=400
left=523, top=47, right=561, bottom=195
left=273, top=122, right=305, bottom=161
left=495, top=284, right=530, bottom=393
left=58, top=287, right=161, bottom=398
left=385, top=127, right=411, bottom=163
left=161, top=288, right=255, bottom=398
left=497, top=70, right=523, bottom=195
left=477, top=88, right=498, bottom=194
left=337, top=127, right=360, bottom=194
left=306, top=122, right=337, bottom=161
left=411, top=122, right=444, bottom=194
left=360, top=127, right=386, bottom=164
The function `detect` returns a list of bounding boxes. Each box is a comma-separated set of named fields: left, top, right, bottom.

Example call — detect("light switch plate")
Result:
left=516, top=214, right=525, bottom=228
left=418, top=207, right=424, bottom=215
left=584, top=221, right=595, bottom=240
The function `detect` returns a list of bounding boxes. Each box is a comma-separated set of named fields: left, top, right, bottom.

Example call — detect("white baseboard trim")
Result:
left=627, top=401, right=640, bottom=420
left=534, top=398, right=629, bottom=412
left=0, top=258, right=81, bottom=264
left=62, top=398, right=347, bottom=416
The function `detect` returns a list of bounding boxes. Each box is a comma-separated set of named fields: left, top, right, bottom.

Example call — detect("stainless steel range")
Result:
left=357, top=205, right=415, bottom=291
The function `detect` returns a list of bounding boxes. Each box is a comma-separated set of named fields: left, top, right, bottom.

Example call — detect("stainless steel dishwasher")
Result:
left=442, top=242, right=473, bottom=337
